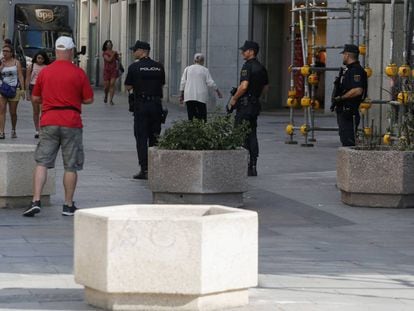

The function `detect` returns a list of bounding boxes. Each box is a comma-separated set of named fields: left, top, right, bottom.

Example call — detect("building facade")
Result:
left=76, top=0, right=413, bottom=116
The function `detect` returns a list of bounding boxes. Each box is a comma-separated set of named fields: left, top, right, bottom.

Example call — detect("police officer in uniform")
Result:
left=229, top=40, right=269, bottom=176
left=125, top=40, right=165, bottom=179
left=331, top=44, right=367, bottom=146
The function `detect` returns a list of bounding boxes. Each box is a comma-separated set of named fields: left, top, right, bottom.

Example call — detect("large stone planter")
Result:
left=337, top=147, right=414, bottom=208
left=0, top=144, right=55, bottom=208
left=74, top=204, right=258, bottom=311
left=148, top=147, right=248, bottom=207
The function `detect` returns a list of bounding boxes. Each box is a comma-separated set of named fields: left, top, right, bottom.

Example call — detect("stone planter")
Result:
left=337, top=147, right=414, bottom=208
left=74, top=204, right=258, bottom=311
left=0, top=144, right=55, bottom=208
left=148, top=147, right=248, bottom=207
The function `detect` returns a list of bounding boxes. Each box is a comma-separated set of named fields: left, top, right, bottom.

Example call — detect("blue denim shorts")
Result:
left=35, top=126, right=84, bottom=171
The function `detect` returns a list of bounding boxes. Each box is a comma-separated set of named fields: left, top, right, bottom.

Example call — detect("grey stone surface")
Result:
left=75, top=204, right=257, bottom=310
left=0, top=144, right=55, bottom=199
left=337, top=147, right=414, bottom=208
left=1, top=90, right=414, bottom=310
left=149, top=148, right=248, bottom=206
left=153, top=192, right=244, bottom=208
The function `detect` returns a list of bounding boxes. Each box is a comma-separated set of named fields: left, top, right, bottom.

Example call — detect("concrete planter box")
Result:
left=148, top=147, right=248, bottom=207
left=74, top=204, right=258, bottom=311
left=0, top=144, right=55, bottom=208
left=337, top=147, right=414, bottom=208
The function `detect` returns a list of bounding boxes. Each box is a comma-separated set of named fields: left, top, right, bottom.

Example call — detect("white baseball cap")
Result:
left=55, top=36, right=75, bottom=50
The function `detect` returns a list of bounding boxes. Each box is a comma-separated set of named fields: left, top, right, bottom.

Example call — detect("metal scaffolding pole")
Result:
left=350, top=2, right=355, bottom=43
left=356, top=0, right=361, bottom=45
left=286, top=0, right=298, bottom=144
left=301, top=0, right=313, bottom=147
left=309, top=0, right=317, bottom=142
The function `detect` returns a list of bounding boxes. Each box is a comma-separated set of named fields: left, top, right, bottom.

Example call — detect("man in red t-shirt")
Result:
left=23, top=36, right=94, bottom=217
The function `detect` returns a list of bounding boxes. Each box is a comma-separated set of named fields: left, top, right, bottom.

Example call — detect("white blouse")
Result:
left=179, top=64, right=218, bottom=104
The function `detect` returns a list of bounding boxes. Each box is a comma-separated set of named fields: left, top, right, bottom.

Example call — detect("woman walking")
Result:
left=26, top=50, right=50, bottom=138
left=0, top=44, right=24, bottom=139
left=102, top=40, right=120, bottom=105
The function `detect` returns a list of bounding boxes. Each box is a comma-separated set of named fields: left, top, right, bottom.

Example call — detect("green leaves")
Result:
left=397, top=113, right=414, bottom=151
left=158, top=115, right=250, bottom=150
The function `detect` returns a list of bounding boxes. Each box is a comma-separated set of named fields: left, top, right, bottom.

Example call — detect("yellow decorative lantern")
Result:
left=364, top=127, right=372, bottom=136
left=397, top=92, right=409, bottom=105
left=301, top=96, right=311, bottom=107
left=312, top=99, right=320, bottom=109
left=300, top=124, right=308, bottom=135
left=288, top=88, right=297, bottom=97
left=285, top=124, right=294, bottom=135
left=364, top=66, right=373, bottom=78
left=359, top=44, right=367, bottom=55
left=300, top=65, right=311, bottom=77
left=383, top=133, right=391, bottom=145
left=385, top=63, right=398, bottom=77
left=398, top=64, right=411, bottom=78
left=360, top=98, right=372, bottom=109
left=287, top=97, right=297, bottom=108
left=308, top=73, right=319, bottom=85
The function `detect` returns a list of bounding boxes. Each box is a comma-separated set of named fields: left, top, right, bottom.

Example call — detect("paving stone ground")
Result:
left=1, top=89, right=414, bottom=311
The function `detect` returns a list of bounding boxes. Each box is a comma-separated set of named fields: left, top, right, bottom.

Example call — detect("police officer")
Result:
left=331, top=44, right=367, bottom=146
left=229, top=40, right=269, bottom=176
left=125, top=40, right=165, bottom=179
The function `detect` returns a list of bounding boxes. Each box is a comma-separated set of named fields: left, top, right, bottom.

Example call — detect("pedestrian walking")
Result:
left=330, top=44, right=367, bottom=146
left=228, top=40, right=268, bottom=177
left=125, top=40, right=165, bottom=180
left=0, top=44, right=25, bottom=139
left=179, top=53, right=222, bottom=121
left=102, top=39, right=120, bottom=105
left=0, top=38, right=12, bottom=61
left=22, top=36, right=94, bottom=217
left=25, top=50, right=51, bottom=138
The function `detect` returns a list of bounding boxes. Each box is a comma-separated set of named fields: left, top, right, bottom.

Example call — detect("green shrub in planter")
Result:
left=158, top=115, right=250, bottom=150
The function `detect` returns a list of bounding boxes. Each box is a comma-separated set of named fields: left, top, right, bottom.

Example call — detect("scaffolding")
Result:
left=285, top=0, right=414, bottom=147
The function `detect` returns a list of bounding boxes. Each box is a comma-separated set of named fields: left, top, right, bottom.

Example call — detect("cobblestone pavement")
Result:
left=1, top=90, right=414, bottom=311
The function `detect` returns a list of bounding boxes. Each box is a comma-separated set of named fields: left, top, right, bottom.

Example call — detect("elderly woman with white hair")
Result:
left=179, top=53, right=222, bottom=121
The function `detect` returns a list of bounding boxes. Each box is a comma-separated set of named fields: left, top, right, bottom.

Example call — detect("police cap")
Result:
left=130, top=40, right=151, bottom=51
left=239, top=40, right=259, bottom=53
left=340, top=44, right=359, bottom=55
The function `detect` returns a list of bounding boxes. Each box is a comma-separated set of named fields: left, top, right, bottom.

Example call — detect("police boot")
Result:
left=248, top=159, right=257, bottom=177
left=133, top=168, right=148, bottom=180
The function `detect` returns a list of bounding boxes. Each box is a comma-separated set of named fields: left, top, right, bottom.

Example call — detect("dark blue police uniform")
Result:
left=332, top=44, right=368, bottom=146
left=125, top=46, right=165, bottom=179
left=336, top=61, right=367, bottom=146
left=235, top=53, right=268, bottom=175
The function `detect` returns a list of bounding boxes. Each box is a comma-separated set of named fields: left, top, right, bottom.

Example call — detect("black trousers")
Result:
left=186, top=100, right=207, bottom=121
left=337, top=111, right=360, bottom=146
left=235, top=103, right=259, bottom=162
left=134, top=99, right=162, bottom=170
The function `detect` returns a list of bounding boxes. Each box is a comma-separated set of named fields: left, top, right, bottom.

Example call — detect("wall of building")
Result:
left=78, top=0, right=251, bottom=108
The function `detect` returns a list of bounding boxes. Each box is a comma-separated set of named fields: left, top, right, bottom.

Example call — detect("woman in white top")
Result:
left=179, top=53, right=222, bottom=121
left=0, top=44, right=24, bottom=139
left=25, top=50, right=50, bottom=138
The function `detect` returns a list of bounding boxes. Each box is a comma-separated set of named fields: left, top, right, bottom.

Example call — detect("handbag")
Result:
left=117, top=60, right=125, bottom=76
left=0, top=81, right=17, bottom=98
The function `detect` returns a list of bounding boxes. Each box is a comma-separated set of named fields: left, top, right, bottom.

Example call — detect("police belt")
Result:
left=238, top=94, right=259, bottom=106
left=136, top=94, right=161, bottom=101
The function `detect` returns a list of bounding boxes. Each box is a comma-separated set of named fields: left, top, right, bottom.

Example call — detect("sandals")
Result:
left=11, top=130, right=17, bottom=138
left=0, top=133, right=4, bottom=139
left=104, top=95, right=108, bottom=103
